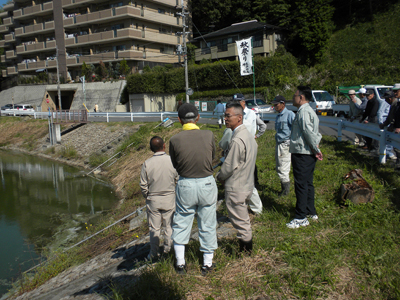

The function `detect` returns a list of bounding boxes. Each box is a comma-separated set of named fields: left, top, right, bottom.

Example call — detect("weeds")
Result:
left=60, top=144, right=78, bottom=159
left=88, top=152, right=108, bottom=167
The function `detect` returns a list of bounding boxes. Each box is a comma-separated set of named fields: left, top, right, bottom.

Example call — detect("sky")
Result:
left=0, top=0, right=10, bottom=8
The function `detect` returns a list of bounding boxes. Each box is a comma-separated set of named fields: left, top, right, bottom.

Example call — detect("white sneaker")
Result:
left=307, top=215, right=319, bottom=221
left=286, top=218, right=309, bottom=229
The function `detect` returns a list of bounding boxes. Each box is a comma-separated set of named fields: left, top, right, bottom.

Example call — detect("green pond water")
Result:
left=0, top=151, right=119, bottom=297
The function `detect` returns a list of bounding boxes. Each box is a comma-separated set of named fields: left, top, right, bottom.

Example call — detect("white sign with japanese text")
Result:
left=236, top=37, right=253, bottom=76
left=201, top=102, right=207, bottom=112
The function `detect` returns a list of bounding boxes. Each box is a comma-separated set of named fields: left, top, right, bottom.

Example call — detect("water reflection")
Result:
left=0, top=151, right=118, bottom=297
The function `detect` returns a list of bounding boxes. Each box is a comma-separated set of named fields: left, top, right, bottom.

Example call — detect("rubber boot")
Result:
left=278, top=181, right=290, bottom=196
left=239, top=239, right=253, bottom=254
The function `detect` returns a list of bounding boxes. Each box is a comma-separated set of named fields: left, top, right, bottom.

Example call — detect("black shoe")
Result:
left=239, top=239, right=253, bottom=254
left=201, top=263, right=215, bottom=276
left=175, top=264, right=186, bottom=275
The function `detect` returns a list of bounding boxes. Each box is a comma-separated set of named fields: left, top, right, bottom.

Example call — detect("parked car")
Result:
left=1, top=104, right=15, bottom=110
left=245, top=99, right=274, bottom=114
left=7, top=104, right=35, bottom=115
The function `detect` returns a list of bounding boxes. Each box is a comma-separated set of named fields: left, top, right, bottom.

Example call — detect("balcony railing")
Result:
left=0, top=25, right=9, bottom=33
left=2, top=70, right=7, bottom=77
left=14, top=2, right=53, bottom=19
left=15, top=21, right=55, bottom=37
left=2, top=3, right=14, bottom=11
left=143, top=10, right=179, bottom=26
left=6, top=50, right=16, bottom=59
left=3, top=17, right=13, bottom=25
left=64, top=28, right=142, bottom=47
left=1, top=55, right=5, bottom=62
left=64, top=6, right=141, bottom=28
left=16, top=40, right=57, bottom=54
left=152, top=0, right=178, bottom=7
left=117, top=50, right=144, bottom=59
left=18, top=61, right=47, bottom=71
left=7, top=66, right=17, bottom=74
left=4, top=33, right=15, bottom=42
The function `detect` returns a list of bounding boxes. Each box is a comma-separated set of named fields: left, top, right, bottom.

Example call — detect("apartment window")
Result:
left=137, top=45, right=140, bottom=50
left=110, top=2, right=123, bottom=8
left=253, top=34, right=263, bottom=48
left=113, top=45, right=126, bottom=51
left=136, top=23, right=138, bottom=29
left=158, top=8, right=165, bottom=14
left=160, top=47, right=164, bottom=53
left=135, top=2, right=137, bottom=7
left=159, top=28, right=167, bottom=34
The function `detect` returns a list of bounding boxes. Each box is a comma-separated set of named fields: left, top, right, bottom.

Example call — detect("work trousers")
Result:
left=172, top=175, right=218, bottom=253
left=225, top=189, right=253, bottom=242
left=365, top=117, right=378, bottom=150
left=275, top=140, right=291, bottom=183
left=147, top=200, right=174, bottom=257
left=216, top=113, right=225, bottom=125
left=291, top=153, right=317, bottom=219
left=248, top=187, right=263, bottom=214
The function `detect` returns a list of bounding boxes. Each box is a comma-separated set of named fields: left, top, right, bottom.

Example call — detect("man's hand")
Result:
left=363, top=120, right=369, bottom=124
left=316, top=152, right=323, bottom=161
left=395, top=128, right=400, bottom=134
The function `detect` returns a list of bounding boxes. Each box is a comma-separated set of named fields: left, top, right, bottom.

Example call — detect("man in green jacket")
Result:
left=287, top=86, right=323, bottom=229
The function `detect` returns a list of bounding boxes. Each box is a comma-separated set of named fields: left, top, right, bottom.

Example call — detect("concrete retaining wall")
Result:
left=0, top=80, right=126, bottom=112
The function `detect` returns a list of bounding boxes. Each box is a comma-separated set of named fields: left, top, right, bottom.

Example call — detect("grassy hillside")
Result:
left=109, top=125, right=400, bottom=300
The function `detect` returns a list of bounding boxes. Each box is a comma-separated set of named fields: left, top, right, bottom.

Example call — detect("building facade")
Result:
left=193, top=20, right=285, bottom=63
left=0, top=0, right=185, bottom=82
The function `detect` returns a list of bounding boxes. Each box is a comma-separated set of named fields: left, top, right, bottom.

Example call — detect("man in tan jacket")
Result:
left=140, top=136, right=178, bottom=260
left=217, top=101, right=258, bottom=252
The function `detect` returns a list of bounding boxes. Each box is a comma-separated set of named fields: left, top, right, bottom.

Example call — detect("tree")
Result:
left=107, top=62, right=114, bottom=79
left=118, top=59, right=130, bottom=76
left=80, top=62, right=91, bottom=80
left=96, top=61, right=107, bottom=79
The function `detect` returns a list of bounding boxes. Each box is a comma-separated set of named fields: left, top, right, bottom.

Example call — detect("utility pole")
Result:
left=56, top=47, right=62, bottom=110
left=176, top=1, right=191, bottom=103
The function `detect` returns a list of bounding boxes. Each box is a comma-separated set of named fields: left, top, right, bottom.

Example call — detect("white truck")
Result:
left=286, top=90, right=336, bottom=115
left=333, top=84, right=393, bottom=118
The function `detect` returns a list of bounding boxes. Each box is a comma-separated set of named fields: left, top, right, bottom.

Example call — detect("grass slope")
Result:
left=111, top=124, right=400, bottom=300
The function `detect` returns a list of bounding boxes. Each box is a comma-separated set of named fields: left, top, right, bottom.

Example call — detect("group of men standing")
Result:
left=348, top=84, right=400, bottom=165
left=140, top=85, right=324, bottom=275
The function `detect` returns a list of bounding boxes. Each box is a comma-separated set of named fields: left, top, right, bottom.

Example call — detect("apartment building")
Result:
left=0, top=0, right=185, bottom=82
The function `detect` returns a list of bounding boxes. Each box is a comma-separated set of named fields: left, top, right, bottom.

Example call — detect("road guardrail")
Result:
left=2, top=110, right=399, bottom=164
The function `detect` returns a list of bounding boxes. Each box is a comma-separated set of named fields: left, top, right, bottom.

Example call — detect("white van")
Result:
left=286, top=90, right=336, bottom=115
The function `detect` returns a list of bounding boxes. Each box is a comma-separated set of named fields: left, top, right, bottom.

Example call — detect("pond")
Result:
left=0, top=151, right=119, bottom=297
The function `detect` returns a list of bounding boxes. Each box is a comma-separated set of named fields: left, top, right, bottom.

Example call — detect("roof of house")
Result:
left=193, top=20, right=281, bottom=40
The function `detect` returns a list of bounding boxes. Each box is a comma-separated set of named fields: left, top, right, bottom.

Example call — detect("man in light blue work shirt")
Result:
left=213, top=100, right=225, bottom=129
left=272, top=95, right=295, bottom=196
left=287, top=86, right=323, bottom=229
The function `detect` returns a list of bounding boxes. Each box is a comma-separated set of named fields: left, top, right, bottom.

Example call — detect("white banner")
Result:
left=236, top=37, right=253, bottom=76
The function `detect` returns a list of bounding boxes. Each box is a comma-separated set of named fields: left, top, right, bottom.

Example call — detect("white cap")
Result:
left=357, top=88, right=367, bottom=94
